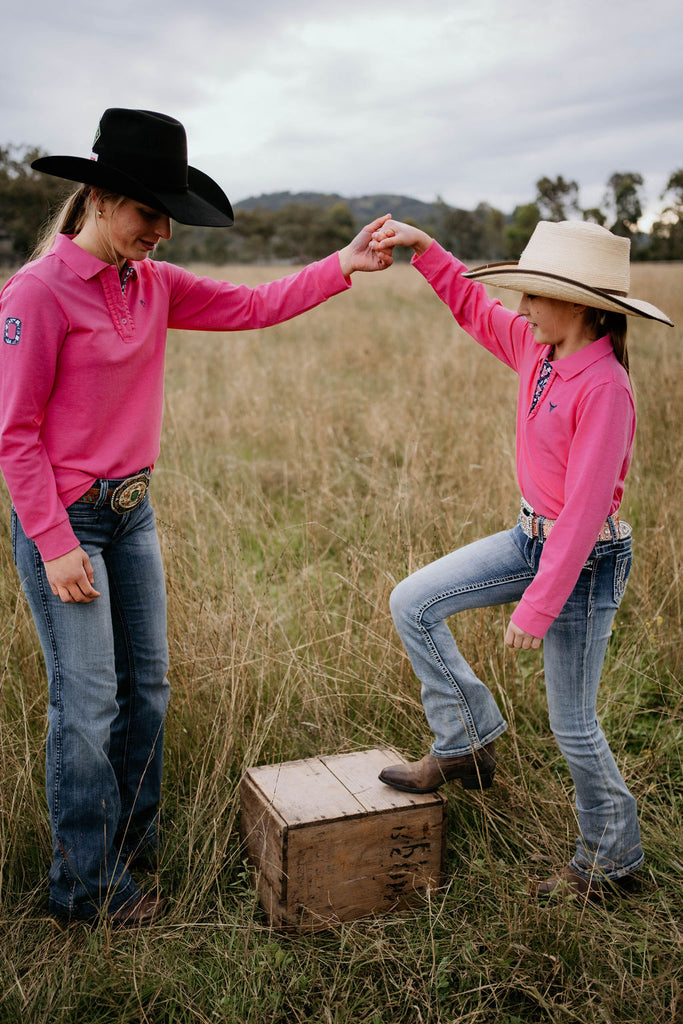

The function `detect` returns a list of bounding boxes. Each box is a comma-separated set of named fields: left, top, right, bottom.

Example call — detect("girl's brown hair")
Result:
left=585, top=308, right=629, bottom=375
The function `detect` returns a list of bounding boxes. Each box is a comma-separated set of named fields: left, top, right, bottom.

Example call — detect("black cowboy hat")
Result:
left=31, top=108, right=234, bottom=228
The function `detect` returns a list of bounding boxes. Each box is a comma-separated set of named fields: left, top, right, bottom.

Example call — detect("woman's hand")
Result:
left=370, top=220, right=433, bottom=257
left=337, top=214, right=395, bottom=276
left=504, top=621, right=542, bottom=651
left=44, top=547, right=101, bottom=603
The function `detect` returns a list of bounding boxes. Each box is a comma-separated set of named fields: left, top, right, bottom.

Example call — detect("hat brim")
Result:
left=31, top=155, right=234, bottom=228
left=463, top=263, right=673, bottom=327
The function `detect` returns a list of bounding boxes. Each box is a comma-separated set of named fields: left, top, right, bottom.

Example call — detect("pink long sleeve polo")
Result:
left=0, top=234, right=351, bottom=561
left=413, top=242, right=635, bottom=638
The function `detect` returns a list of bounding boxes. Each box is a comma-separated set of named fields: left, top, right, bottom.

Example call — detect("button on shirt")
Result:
left=412, top=242, right=636, bottom=637
left=0, top=234, right=351, bottom=560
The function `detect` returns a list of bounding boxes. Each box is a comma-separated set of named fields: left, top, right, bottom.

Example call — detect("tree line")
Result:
left=1, top=144, right=682, bottom=266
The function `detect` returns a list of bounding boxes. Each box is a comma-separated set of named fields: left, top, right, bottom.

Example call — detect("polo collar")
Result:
left=548, top=335, right=615, bottom=381
left=50, top=233, right=114, bottom=281
left=51, top=233, right=139, bottom=288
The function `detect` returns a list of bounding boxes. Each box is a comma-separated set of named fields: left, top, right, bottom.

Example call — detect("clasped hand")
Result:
left=369, top=219, right=433, bottom=257
left=44, top=546, right=101, bottom=603
left=338, top=214, right=396, bottom=275
left=504, top=622, right=542, bottom=651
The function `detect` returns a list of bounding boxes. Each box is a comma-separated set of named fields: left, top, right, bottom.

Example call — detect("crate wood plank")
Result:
left=285, top=807, right=443, bottom=928
left=245, top=757, right=364, bottom=825
left=250, top=806, right=444, bottom=931
left=320, top=748, right=442, bottom=813
left=240, top=774, right=288, bottom=896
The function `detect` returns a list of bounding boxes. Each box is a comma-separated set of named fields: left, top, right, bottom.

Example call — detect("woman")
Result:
left=0, top=108, right=391, bottom=925
left=370, top=218, right=672, bottom=898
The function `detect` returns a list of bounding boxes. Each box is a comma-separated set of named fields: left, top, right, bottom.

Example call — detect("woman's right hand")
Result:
left=44, top=547, right=101, bottom=603
left=370, top=220, right=433, bottom=257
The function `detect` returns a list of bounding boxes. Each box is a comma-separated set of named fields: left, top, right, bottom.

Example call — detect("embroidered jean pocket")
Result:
left=613, top=550, right=632, bottom=606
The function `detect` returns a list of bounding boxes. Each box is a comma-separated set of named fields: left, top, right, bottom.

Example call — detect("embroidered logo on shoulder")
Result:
left=4, top=317, right=21, bottom=345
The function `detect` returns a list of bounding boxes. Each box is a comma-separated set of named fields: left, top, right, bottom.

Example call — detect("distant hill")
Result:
left=235, top=191, right=443, bottom=225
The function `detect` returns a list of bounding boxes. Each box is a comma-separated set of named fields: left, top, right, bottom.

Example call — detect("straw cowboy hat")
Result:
left=463, top=220, right=672, bottom=326
left=32, top=108, right=234, bottom=228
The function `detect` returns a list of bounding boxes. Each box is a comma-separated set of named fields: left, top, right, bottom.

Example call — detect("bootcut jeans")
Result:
left=389, top=523, right=643, bottom=880
left=12, top=483, right=170, bottom=920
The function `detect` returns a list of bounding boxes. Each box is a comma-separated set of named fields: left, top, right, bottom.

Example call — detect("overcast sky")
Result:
left=3, top=0, right=681, bottom=227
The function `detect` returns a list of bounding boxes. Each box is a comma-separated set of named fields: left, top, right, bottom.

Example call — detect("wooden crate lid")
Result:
left=242, top=748, right=445, bottom=827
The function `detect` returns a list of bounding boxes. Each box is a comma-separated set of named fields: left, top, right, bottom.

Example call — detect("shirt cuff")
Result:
left=31, top=519, right=81, bottom=563
left=510, top=600, right=553, bottom=640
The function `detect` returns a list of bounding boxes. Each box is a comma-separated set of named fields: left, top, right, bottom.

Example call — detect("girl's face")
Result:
left=99, top=197, right=172, bottom=266
left=517, top=293, right=577, bottom=348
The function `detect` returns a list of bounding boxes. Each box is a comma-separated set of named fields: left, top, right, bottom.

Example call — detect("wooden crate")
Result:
left=239, top=748, right=446, bottom=931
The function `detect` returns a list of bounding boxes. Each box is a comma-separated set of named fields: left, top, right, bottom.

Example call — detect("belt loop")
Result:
left=607, top=515, right=618, bottom=542
left=95, top=477, right=108, bottom=507
left=536, top=514, right=545, bottom=541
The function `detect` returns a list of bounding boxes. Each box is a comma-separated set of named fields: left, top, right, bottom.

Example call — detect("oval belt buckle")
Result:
left=111, top=473, right=149, bottom=514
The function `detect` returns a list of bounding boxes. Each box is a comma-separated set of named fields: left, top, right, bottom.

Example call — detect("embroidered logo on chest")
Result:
left=3, top=317, right=21, bottom=345
left=549, top=401, right=558, bottom=412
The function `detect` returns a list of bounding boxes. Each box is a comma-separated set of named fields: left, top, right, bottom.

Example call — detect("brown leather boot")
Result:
left=533, top=866, right=637, bottom=900
left=534, top=867, right=593, bottom=898
left=109, top=892, right=167, bottom=927
left=379, top=741, right=496, bottom=793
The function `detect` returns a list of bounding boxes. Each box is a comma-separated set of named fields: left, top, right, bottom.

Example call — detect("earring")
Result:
left=97, top=210, right=103, bottom=218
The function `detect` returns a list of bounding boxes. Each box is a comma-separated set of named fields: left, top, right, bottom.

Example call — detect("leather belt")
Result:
left=78, top=471, right=150, bottom=514
left=518, top=498, right=631, bottom=543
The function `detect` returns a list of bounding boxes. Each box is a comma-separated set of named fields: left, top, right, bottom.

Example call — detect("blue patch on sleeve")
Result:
left=4, top=317, right=22, bottom=345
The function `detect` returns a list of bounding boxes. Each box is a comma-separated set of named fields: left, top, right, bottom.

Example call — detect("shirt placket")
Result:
left=100, top=267, right=136, bottom=342
left=528, top=357, right=554, bottom=417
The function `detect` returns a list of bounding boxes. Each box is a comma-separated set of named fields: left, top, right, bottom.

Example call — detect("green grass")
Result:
left=0, top=263, right=681, bottom=1023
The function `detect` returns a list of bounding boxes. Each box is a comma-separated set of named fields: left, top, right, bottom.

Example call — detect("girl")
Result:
left=0, top=107, right=391, bottom=925
left=370, top=217, right=672, bottom=898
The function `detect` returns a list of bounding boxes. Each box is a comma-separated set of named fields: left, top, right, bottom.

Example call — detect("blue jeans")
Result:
left=390, top=524, right=642, bottom=880
left=12, top=484, right=170, bottom=920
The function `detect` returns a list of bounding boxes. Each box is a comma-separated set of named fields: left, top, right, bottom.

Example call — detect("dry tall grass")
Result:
left=0, top=261, right=681, bottom=1023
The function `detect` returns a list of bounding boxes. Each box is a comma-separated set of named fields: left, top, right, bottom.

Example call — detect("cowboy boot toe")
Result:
left=379, top=742, right=496, bottom=794
left=379, top=755, right=445, bottom=793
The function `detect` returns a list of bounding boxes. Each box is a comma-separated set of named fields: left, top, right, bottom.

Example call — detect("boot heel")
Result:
left=461, top=771, right=494, bottom=791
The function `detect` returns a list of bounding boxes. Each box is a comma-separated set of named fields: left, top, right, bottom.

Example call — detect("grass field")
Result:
left=0, top=260, right=681, bottom=1023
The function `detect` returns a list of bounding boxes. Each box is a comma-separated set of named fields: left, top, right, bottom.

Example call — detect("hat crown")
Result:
left=31, top=108, right=234, bottom=227
left=92, top=108, right=189, bottom=193
left=519, top=220, right=631, bottom=295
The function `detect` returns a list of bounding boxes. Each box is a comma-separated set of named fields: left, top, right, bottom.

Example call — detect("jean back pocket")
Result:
left=613, top=550, right=632, bottom=606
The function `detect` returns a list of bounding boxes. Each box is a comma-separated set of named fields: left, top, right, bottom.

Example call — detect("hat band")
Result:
left=480, top=266, right=630, bottom=298
left=595, top=287, right=628, bottom=297
left=91, top=150, right=189, bottom=192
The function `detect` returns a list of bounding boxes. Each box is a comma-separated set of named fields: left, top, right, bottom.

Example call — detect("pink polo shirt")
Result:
left=0, top=234, right=350, bottom=561
left=413, top=242, right=635, bottom=637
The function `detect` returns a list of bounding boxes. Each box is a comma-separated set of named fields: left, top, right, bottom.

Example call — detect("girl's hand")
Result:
left=504, top=621, right=542, bottom=651
left=44, top=547, right=101, bottom=603
left=370, top=220, right=433, bottom=257
left=338, top=214, right=395, bottom=275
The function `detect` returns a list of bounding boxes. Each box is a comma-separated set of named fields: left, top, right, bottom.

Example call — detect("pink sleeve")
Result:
left=511, top=381, right=635, bottom=637
left=412, top=242, right=531, bottom=371
left=0, top=275, right=80, bottom=559
left=164, top=253, right=351, bottom=331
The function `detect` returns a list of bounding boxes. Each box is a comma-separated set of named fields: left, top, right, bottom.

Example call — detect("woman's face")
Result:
left=517, top=293, right=577, bottom=348
left=100, top=197, right=172, bottom=266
